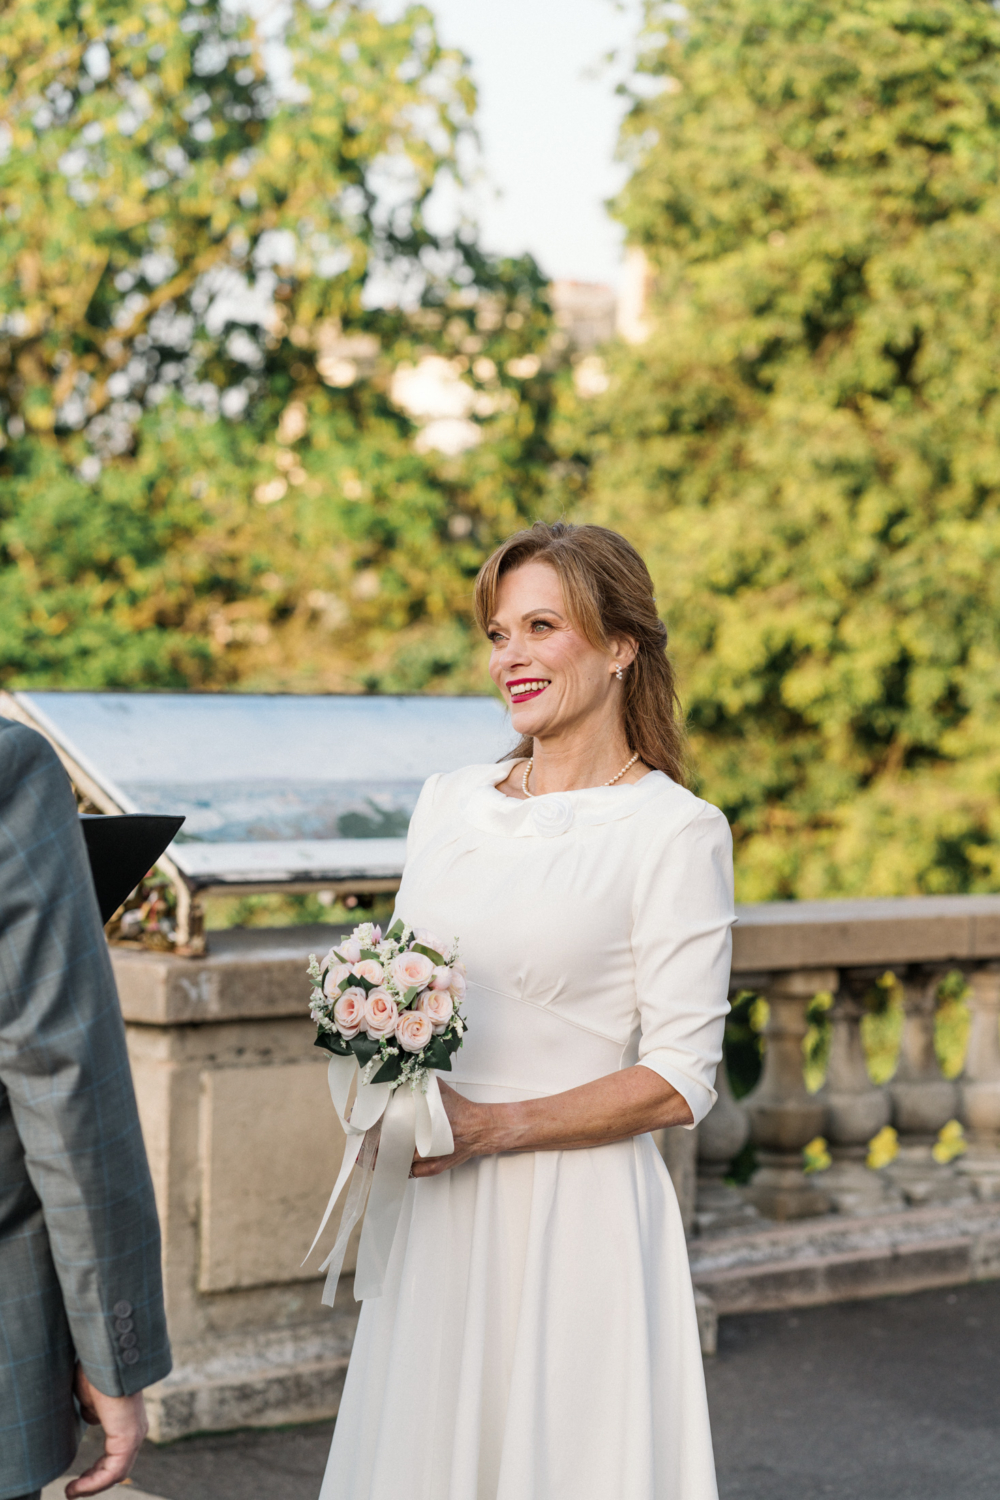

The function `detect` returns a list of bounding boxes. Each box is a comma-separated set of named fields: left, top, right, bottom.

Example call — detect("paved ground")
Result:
left=707, top=1281, right=1000, bottom=1500
left=62, top=1281, right=1000, bottom=1500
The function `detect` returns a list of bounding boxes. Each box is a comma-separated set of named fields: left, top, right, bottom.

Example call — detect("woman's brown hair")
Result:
left=474, top=521, right=686, bottom=785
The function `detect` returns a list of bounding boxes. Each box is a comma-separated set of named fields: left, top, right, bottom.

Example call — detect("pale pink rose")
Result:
left=364, top=987, right=399, bottom=1038
left=416, top=988, right=453, bottom=1034
left=355, top=959, right=384, bottom=985
left=395, top=1009, right=434, bottom=1053
left=390, top=950, right=435, bottom=992
left=449, top=969, right=467, bottom=1001
left=429, top=965, right=452, bottom=991
left=333, top=987, right=366, bottom=1038
left=413, top=928, right=447, bottom=956
left=323, top=962, right=353, bottom=997
left=339, top=936, right=362, bottom=964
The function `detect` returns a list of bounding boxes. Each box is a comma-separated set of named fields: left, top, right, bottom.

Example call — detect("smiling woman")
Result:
left=477, top=520, right=687, bottom=794
left=318, top=521, right=734, bottom=1500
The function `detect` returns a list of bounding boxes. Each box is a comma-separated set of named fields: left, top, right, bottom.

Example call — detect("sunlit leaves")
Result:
left=579, top=0, right=1000, bottom=899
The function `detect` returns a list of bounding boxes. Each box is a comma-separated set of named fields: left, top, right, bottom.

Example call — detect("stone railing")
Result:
left=111, top=894, right=1000, bottom=1437
left=689, top=895, right=1000, bottom=1340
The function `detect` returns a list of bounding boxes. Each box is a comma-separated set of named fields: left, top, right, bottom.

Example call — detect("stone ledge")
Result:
left=145, top=1315, right=357, bottom=1443
left=733, top=893, right=1000, bottom=972
left=690, top=1200, right=1000, bottom=1314
left=111, top=925, right=347, bottom=1025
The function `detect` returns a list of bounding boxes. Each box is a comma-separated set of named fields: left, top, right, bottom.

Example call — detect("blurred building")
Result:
left=550, top=279, right=618, bottom=351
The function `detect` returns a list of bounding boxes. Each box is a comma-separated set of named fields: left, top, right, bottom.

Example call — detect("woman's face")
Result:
left=487, top=560, right=630, bottom=741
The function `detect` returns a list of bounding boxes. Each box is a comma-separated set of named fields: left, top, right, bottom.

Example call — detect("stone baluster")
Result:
left=886, top=968, right=966, bottom=1206
left=819, top=971, right=901, bottom=1215
left=958, top=965, right=1000, bottom=1200
left=744, top=970, right=835, bottom=1220
left=694, top=1052, right=759, bottom=1234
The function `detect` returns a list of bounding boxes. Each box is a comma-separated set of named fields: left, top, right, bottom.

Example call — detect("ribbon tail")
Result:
left=319, top=1122, right=380, bottom=1307
left=327, top=1053, right=358, bottom=1132
left=353, top=1088, right=417, bottom=1301
left=302, top=1128, right=365, bottom=1267
left=305, top=1060, right=393, bottom=1270
left=414, top=1072, right=455, bottom=1159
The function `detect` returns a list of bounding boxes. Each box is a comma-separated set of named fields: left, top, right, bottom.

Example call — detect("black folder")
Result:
left=79, top=813, right=185, bottom=923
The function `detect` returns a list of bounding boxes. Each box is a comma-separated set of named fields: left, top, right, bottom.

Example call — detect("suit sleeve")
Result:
left=631, top=802, right=735, bottom=1128
left=0, top=722, right=170, bottom=1395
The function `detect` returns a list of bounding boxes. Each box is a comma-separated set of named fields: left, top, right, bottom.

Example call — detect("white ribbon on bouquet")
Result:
left=303, top=1054, right=454, bottom=1302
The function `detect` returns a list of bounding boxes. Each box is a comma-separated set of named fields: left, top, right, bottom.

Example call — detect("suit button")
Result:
left=119, top=1331, right=138, bottom=1349
left=122, top=1348, right=140, bottom=1366
left=115, top=1318, right=134, bottom=1334
left=113, top=1301, right=133, bottom=1319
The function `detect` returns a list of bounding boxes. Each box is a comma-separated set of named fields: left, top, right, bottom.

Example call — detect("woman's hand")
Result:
left=410, top=1080, right=492, bottom=1178
left=410, top=1066, right=693, bottom=1179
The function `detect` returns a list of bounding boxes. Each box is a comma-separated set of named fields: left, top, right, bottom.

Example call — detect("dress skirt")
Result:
left=318, top=1131, right=718, bottom=1500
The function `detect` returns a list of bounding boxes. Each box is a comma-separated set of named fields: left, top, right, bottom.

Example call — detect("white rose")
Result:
left=429, top=965, right=452, bottom=991
left=390, top=951, right=435, bottom=992
left=323, top=962, right=353, bottom=997
left=416, top=988, right=453, bottom=1034
left=413, top=928, right=448, bottom=956
left=363, top=987, right=399, bottom=1038
left=333, top=986, right=366, bottom=1038
left=355, top=959, right=384, bottom=985
left=395, top=1009, right=434, bottom=1053
left=528, top=794, right=574, bottom=837
left=339, top=936, right=363, bottom=964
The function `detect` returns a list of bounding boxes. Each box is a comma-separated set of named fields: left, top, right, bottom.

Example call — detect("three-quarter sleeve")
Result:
left=631, top=802, right=735, bottom=1128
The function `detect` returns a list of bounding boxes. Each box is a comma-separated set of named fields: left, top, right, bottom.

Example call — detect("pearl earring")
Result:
left=615, top=663, right=624, bottom=681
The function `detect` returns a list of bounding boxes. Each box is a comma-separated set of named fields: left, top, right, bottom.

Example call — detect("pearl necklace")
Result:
left=521, top=751, right=640, bottom=799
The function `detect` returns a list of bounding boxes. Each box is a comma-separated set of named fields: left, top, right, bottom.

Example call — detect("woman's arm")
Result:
left=410, top=1069, right=693, bottom=1178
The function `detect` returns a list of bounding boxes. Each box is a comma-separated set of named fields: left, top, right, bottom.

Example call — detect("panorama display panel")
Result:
left=13, top=692, right=512, bottom=886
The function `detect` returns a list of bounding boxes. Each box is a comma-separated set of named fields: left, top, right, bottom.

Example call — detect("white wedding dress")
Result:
left=319, top=763, right=734, bottom=1500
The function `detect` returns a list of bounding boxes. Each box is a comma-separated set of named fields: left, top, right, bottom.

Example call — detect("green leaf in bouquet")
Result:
left=402, top=985, right=423, bottom=1006
left=412, top=943, right=446, bottom=966
left=349, top=1034, right=382, bottom=1067
left=315, top=1030, right=352, bottom=1057
left=386, top=919, right=405, bottom=942
left=360, top=949, right=382, bottom=962
left=369, top=1054, right=404, bottom=1085
left=442, top=1029, right=464, bottom=1056
left=421, top=1035, right=453, bottom=1071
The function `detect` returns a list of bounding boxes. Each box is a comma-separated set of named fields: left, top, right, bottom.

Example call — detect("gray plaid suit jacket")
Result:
left=0, top=718, right=170, bottom=1498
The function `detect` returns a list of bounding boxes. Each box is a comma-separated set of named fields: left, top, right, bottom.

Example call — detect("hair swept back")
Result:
left=474, top=521, right=687, bottom=785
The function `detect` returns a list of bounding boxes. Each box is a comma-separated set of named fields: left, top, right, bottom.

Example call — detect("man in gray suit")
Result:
left=0, top=717, right=171, bottom=1499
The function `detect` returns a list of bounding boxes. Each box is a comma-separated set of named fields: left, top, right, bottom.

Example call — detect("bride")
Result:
left=319, top=521, right=734, bottom=1500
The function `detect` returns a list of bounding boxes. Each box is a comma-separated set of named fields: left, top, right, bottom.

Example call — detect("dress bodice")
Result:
left=392, top=763, right=735, bottom=1124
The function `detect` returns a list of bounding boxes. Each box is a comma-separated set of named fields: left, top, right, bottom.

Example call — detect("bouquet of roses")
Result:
left=305, top=918, right=468, bottom=1303
left=308, top=918, right=467, bottom=1088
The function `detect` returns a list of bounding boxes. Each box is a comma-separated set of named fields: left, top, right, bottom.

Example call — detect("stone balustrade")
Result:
left=111, top=893, right=1000, bottom=1435
left=716, top=895, right=1000, bottom=1231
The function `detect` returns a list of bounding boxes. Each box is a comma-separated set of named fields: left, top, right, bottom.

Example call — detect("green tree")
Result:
left=577, top=0, right=1000, bottom=899
left=0, top=0, right=558, bottom=691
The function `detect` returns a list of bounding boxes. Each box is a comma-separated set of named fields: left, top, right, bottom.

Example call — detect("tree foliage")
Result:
left=578, top=0, right=1000, bottom=898
left=0, top=0, right=559, bottom=691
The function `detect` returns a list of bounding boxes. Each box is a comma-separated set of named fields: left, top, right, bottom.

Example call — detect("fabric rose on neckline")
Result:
left=528, top=794, right=574, bottom=838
